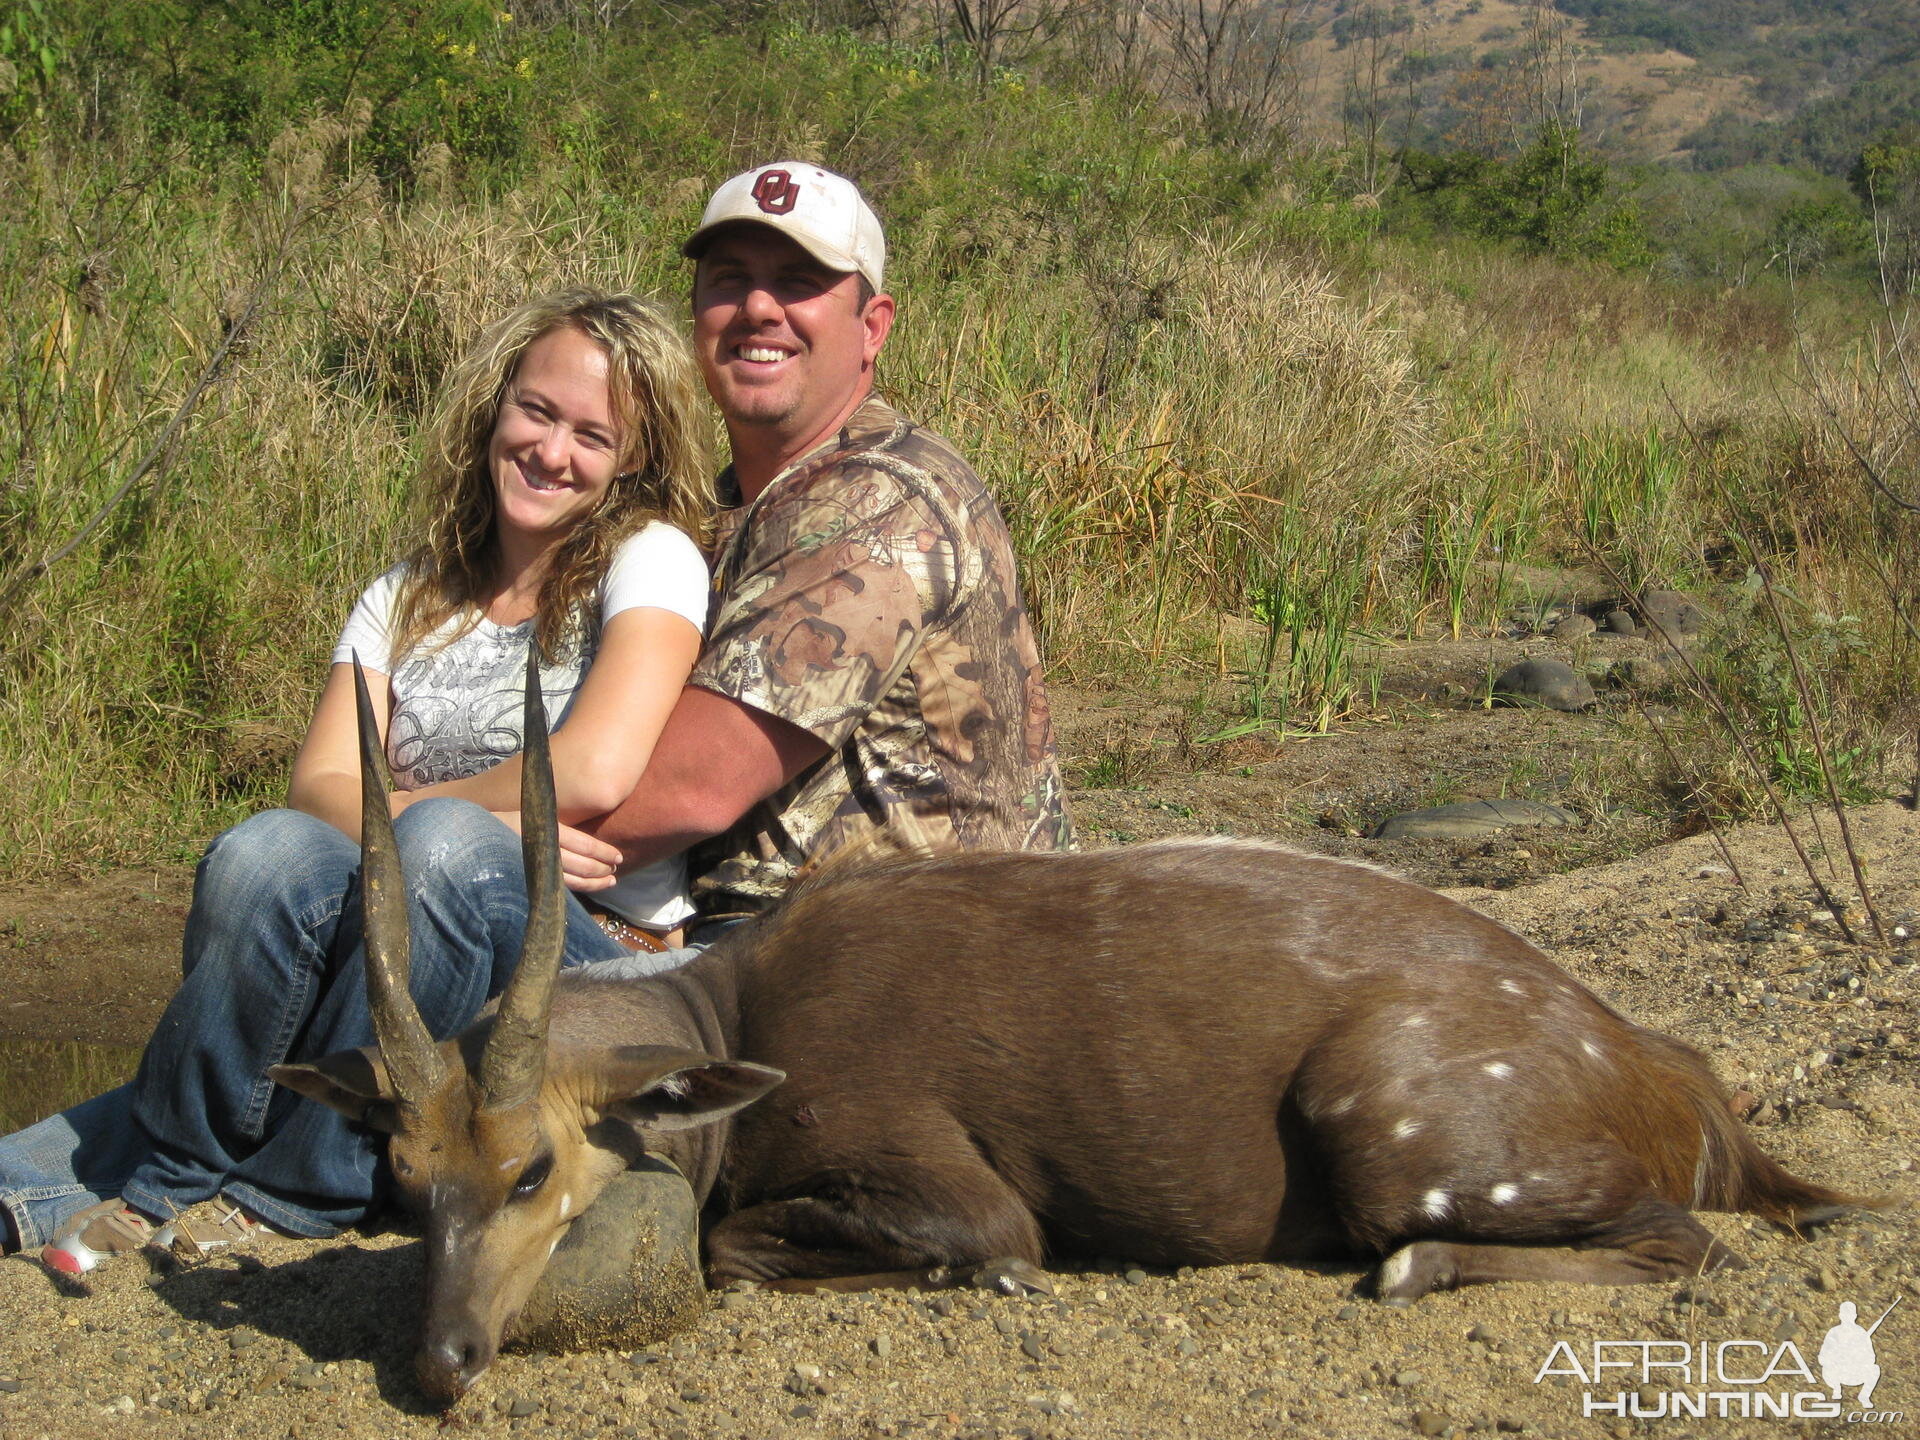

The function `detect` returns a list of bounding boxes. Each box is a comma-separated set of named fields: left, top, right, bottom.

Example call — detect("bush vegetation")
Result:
left=0, top=0, right=1912, bottom=877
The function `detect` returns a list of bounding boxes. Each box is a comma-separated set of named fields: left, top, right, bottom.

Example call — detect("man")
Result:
left=571, top=160, right=1070, bottom=933
left=3, top=164, right=1067, bottom=1268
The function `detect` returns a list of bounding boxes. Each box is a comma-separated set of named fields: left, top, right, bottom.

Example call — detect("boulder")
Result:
left=1492, top=658, right=1595, bottom=711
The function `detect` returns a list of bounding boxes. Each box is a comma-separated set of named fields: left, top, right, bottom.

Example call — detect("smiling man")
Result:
left=571, top=162, right=1070, bottom=927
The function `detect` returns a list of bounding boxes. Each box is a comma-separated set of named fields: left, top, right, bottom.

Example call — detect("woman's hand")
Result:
left=489, top=810, right=624, bottom=892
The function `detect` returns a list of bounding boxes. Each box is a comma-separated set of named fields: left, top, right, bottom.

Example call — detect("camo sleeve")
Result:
left=691, top=460, right=964, bottom=750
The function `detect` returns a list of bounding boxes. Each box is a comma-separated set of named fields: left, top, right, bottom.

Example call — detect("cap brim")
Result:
left=681, top=218, right=862, bottom=278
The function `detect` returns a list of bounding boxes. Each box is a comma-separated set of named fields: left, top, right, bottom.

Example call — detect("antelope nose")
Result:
left=417, top=1331, right=492, bottom=1405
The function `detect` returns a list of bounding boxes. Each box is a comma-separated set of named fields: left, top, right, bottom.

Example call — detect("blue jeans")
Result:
left=0, top=799, right=661, bottom=1249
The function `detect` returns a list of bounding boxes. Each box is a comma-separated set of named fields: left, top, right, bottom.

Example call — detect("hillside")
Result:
left=1287, top=0, right=1919, bottom=172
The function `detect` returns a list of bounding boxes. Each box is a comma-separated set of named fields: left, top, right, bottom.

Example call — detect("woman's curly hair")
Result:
left=388, top=287, right=713, bottom=665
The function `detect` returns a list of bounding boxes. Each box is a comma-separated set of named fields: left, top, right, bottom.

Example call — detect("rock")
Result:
left=508, top=1398, right=541, bottom=1418
left=1371, top=798, right=1580, bottom=841
left=1394, top=1370, right=1425, bottom=1386
left=1549, top=613, right=1596, bottom=641
left=509, top=1156, right=707, bottom=1355
left=1414, top=1411, right=1451, bottom=1436
left=870, top=1334, right=891, bottom=1360
left=1491, top=659, right=1594, bottom=711
left=786, top=1364, right=826, bottom=1396
left=1637, top=588, right=1706, bottom=641
left=1601, top=608, right=1636, bottom=636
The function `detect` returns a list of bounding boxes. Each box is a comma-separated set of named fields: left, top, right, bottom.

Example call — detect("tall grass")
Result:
left=0, top=15, right=1911, bottom=878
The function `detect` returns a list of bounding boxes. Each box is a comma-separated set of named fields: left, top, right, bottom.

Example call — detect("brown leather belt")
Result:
left=583, top=901, right=674, bottom=955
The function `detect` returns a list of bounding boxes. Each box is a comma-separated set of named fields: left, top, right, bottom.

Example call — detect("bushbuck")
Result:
left=273, top=658, right=1868, bottom=1405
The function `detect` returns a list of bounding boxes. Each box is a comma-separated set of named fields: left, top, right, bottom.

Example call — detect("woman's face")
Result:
left=489, top=325, right=623, bottom=550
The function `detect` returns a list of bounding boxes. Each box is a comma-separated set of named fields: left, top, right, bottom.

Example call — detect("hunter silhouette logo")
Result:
left=1821, top=1299, right=1899, bottom=1409
left=751, top=169, right=799, bottom=215
left=1534, top=1294, right=1904, bottom=1423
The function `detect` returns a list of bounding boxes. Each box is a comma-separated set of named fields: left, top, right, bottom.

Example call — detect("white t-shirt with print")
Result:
left=332, top=521, right=708, bottom=928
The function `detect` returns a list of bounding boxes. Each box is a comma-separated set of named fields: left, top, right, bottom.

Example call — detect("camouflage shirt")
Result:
left=689, top=396, right=1070, bottom=913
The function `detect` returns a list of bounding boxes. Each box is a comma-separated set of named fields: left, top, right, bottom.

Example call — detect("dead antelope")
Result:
left=274, top=659, right=1872, bottom=1405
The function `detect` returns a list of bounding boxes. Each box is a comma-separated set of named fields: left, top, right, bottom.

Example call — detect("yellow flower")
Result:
left=515, top=56, right=531, bottom=75
left=496, top=9, right=513, bottom=20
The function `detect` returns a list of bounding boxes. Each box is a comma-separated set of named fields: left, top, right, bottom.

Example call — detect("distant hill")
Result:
left=1289, top=0, right=1920, bottom=173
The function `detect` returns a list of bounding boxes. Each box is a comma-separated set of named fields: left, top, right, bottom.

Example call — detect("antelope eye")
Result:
left=511, top=1153, right=553, bottom=1200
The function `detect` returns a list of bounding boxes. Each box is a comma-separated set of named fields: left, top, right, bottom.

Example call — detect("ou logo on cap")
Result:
left=751, top=169, right=799, bottom=215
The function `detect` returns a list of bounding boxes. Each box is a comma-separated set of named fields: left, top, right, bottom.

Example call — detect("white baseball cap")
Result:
left=682, top=162, right=887, bottom=292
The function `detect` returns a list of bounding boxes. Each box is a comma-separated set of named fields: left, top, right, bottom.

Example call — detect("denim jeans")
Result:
left=0, top=798, right=668, bottom=1250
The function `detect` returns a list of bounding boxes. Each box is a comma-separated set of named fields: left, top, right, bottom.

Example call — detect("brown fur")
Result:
left=281, top=835, right=1878, bottom=1401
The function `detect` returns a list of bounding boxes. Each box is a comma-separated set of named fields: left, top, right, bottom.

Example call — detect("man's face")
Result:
left=692, top=225, right=893, bottom=448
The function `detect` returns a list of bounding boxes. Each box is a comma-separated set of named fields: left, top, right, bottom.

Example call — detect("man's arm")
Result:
left=583, top=684, right=828, bottom=873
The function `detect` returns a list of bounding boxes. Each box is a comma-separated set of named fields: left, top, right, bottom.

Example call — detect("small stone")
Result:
left=786, top=1364, right=825, bottom=1397
left=0, top=1378, right=21, bottom=1394
left=1466, top=1324, right=1501, bottom=1345
left=1810, top=1269, right=1839, bottom=1292
left=1124, top=1268, right=1148, bottom=1286
left=1549, top=614, right=1596, bottom=641
left=508, top=1398, right=541, bottom=1419
left=1496, top=1418, right=1528, bottom=1434
left=1337, top=1305, right=1359, bottom=1321
left=1393, top=1370, right=1425, bottom=1386
left=1176, top=1337, right=1201, bottom=1357
left=1636, top=589, right=1705, bottom=640
left=1601, top=608, right=1636, bottom=636
left=1414, top=1411, right=1451, bottom=1436
left=1020, top=1333, right=1046, bottom=1361
left=789, top=1403, right=817, bottom=1419
left=870, top=1334, right=891, bottom=1360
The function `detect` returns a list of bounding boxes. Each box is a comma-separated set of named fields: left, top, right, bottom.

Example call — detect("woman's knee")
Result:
left=392, top=797, right=521, bottom=891
left=194, top=809, right=355, bottom=915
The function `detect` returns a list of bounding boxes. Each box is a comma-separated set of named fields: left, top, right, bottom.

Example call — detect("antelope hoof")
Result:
left=1374, top=1242, right=1455, bottom=1305
left=963, top=1257, right=1054, bottom=1297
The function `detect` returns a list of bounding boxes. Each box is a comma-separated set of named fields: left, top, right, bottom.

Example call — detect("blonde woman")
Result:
left=1, top=288, right=712, bottom=1270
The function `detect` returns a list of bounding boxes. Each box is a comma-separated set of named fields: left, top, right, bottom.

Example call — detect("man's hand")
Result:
left=490, top=810, right=623, bottom=892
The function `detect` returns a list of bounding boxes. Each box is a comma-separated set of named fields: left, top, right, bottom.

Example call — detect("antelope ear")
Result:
left=580, top=1047, right=786, bottom=1132
left=270, top=1049, right=402, bottom=1132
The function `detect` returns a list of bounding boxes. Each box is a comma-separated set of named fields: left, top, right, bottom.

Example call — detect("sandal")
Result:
left=41, top=1200, right=156, bottom=1276
left=154, top=1201, right=275, bottom=1259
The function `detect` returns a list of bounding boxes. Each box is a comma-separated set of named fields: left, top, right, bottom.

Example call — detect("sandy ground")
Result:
left=2, top=631, right=1917, bottom=1440
left=0, top=791, right=1914, bottom=1440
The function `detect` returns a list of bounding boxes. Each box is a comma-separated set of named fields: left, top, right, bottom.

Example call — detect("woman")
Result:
left=0, top=287, right=712, bottom=1270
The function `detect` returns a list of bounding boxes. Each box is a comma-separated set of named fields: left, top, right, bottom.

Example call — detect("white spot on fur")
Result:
left=498, top=1155, right=522, bottom=1173
left=1399, top=1014, right=1429, bottom=1029
left=1326, top=1094, right=1357, bottom=1117
left=1377, top=1247, right=1415, bottom=1293
left=1489, top=1183, right=1519, bottom=1205
left=1393, top=1118, right=1422, bottom=1140
left=1581, top=1040, right=1604, bottom=1060
left=1483, top=1062, right=1513, bottom=1079
left=558, top=1192, right=572, bottom=1220
left=1499, top=979, right=1525, bottom=996
left=1421, top=1189, right=1451, bottom=1219
left=548, top=1237, right=560, bottom=1260
left=1528, top=1172, right=1548, bottom=1183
